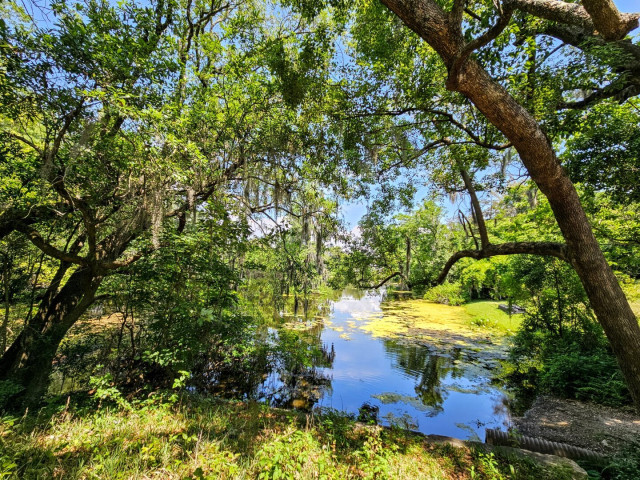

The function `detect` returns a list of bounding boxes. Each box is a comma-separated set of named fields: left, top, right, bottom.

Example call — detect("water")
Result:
left=258, top=289, right=511, bottom=441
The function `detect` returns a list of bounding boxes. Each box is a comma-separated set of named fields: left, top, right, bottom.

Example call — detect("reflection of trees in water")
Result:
left=191, top=340, right=270, bottom=399
left=341, top=286, right=370, bottom=301
left=263, top=330, right=335, bottom=410
left=190, top=283, right=340, bottom=406
left=384, top=340, right=465, bottom=410
left=243, top=279, right=341, bottom=323
left=257, top=289, right=339, bottom=410
left=381, top=289, right=415, bottom=302
left=342, top=286, right=412, bottom=304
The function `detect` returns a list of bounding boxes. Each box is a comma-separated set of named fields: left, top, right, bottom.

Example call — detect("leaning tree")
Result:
left=293, top=0, right=640, bottom=407
left=352, top=0, right=640, bottom=408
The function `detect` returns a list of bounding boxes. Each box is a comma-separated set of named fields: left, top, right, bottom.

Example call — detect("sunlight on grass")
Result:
left=463, top=301, right=522, bottom=335
left=0, top=397, right=576, bottom=479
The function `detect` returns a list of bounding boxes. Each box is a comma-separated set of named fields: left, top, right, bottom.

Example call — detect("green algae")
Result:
left=351, top=299, right=517, bottom=372
left=356, top=299, right=515, bottom=348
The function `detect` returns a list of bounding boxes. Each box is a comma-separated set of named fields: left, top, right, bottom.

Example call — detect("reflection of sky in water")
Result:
left=266, top=290, right=510, bottom=440
left=331, top=295, right=382, bottom=315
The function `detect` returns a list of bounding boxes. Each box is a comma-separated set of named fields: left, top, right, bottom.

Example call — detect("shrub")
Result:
left=423, top=282, right=468, bottom=306
left=505, top=328, right=632, bottom=408
left=600, top=441, right=640, bottom=480
left=539, top=344, right=630, bottom=406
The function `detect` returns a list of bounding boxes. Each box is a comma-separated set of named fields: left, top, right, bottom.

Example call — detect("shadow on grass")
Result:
left=1, top=394, right=578, bottom=479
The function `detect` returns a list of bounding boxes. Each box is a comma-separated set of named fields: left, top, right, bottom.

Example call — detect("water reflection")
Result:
left=397, top=347, right=448, bottom=408
left=217, top=288, right=510, bottom=439
left=256, top=291, right=338, bottom=409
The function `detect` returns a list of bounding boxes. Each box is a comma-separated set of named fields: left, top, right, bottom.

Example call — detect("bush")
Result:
left=0, top=381, right=23, bottom=411
left=505, top=328, right=632, bottom=408
left=600, top=441, right=640, bottom=480
left=423, top=282, right=468, bottom=306
left=539, top=344, right=630, bottom=406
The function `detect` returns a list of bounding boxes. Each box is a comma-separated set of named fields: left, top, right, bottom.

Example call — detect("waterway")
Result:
left=257, top=288, right=511, bottom=441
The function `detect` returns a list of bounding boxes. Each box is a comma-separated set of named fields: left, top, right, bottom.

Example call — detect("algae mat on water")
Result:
left=356, top=299, right=512, bottom=360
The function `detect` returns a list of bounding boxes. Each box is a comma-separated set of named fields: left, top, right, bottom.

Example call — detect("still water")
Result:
left=258, top=289, right=511, bottom=441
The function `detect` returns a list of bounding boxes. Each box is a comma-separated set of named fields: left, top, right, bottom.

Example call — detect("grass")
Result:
left=463, top=301, right=522, bottom=335
left=0, top=394, right=577, bottom=480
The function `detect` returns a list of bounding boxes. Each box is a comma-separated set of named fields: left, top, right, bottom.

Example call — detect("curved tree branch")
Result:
left=524, top=22, right=640, bottom=108
left=581, top=0, right=640, bottom=41
left=425, top=108, right=512, bottom=150
left=435, top=241, right=569, bottom=285
left=558, top=83, right=640, bottom=109
left=504, top=0, right=640, bottom=40
left=15, top=222, right=87, bottom=266
left=5, top=132, right=43, bottom=155
left=449, top=7, right=514, bottom=82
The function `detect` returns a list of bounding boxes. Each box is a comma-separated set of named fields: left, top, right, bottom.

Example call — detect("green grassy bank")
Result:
left=463, top=301, right=522, bottom=334
left=0, top=395, right=576, bottom=480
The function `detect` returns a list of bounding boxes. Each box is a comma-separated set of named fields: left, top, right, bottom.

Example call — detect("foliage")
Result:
left=505, top=309, right=631, bottom=408
left=423, top=282, right=468, bottom=306
left=0, top=0, right=639, bottom=455
left=599, top=441, right=640, bottom=480
left=0, top=0, right=344, bottom=407
left=0, top=395, right=576, bottom=479
left=564, top=102, right=640, bottom=205
left=88, top=371, right=130, bottom=410
left=539, top=343, right=629, bottom=407
left=469, top=452, right=509, bottom=480
left=0, top=381, right=22, bottom=411
left=581, top=193, right=640, bottom=278
left=475, top=232, right=635, bottom=407
left=254, top=429, right=339, bottom=479
left=336, top=200, right=449, bottom=291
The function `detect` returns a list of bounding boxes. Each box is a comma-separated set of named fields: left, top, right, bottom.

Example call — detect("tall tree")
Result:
left=363, top=0, right=640, bottom=408
left=0, top=0, right=340, bottom=408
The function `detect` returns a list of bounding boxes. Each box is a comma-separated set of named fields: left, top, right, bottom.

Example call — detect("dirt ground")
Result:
left=512, top=395, right=640, bottom=455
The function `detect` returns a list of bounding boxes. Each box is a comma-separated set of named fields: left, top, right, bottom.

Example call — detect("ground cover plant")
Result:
left=0, top=394, right=577, bottom=480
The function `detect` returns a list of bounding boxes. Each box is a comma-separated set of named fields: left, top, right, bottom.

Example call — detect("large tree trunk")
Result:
left=0, top=267, right=101, bottom=409
left=453, top=60, right=640, bottom=406
left=380, top=0, right=640, bottom=408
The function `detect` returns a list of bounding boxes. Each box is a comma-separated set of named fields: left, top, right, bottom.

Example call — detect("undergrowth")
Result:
left=0, top=393, right=576, bottom=480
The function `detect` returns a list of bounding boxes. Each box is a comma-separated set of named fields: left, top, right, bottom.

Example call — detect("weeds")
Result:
left=0, top=394, right=580, bottom=479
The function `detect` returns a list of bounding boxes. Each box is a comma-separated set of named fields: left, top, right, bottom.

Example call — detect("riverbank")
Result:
left=0, top=394, right=577, bottom=479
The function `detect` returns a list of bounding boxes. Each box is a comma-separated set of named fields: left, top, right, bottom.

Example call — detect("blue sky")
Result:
left=618, top=0, right=639, bottom=13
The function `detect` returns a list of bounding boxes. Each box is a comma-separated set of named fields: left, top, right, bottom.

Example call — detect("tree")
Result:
left=369, top=0, right=640, bottom=408
left=0, top=0, right=341, bottom=408
left=564, top=101, right=640, bottom=205
left=340, top=200, right=448, bottom=290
